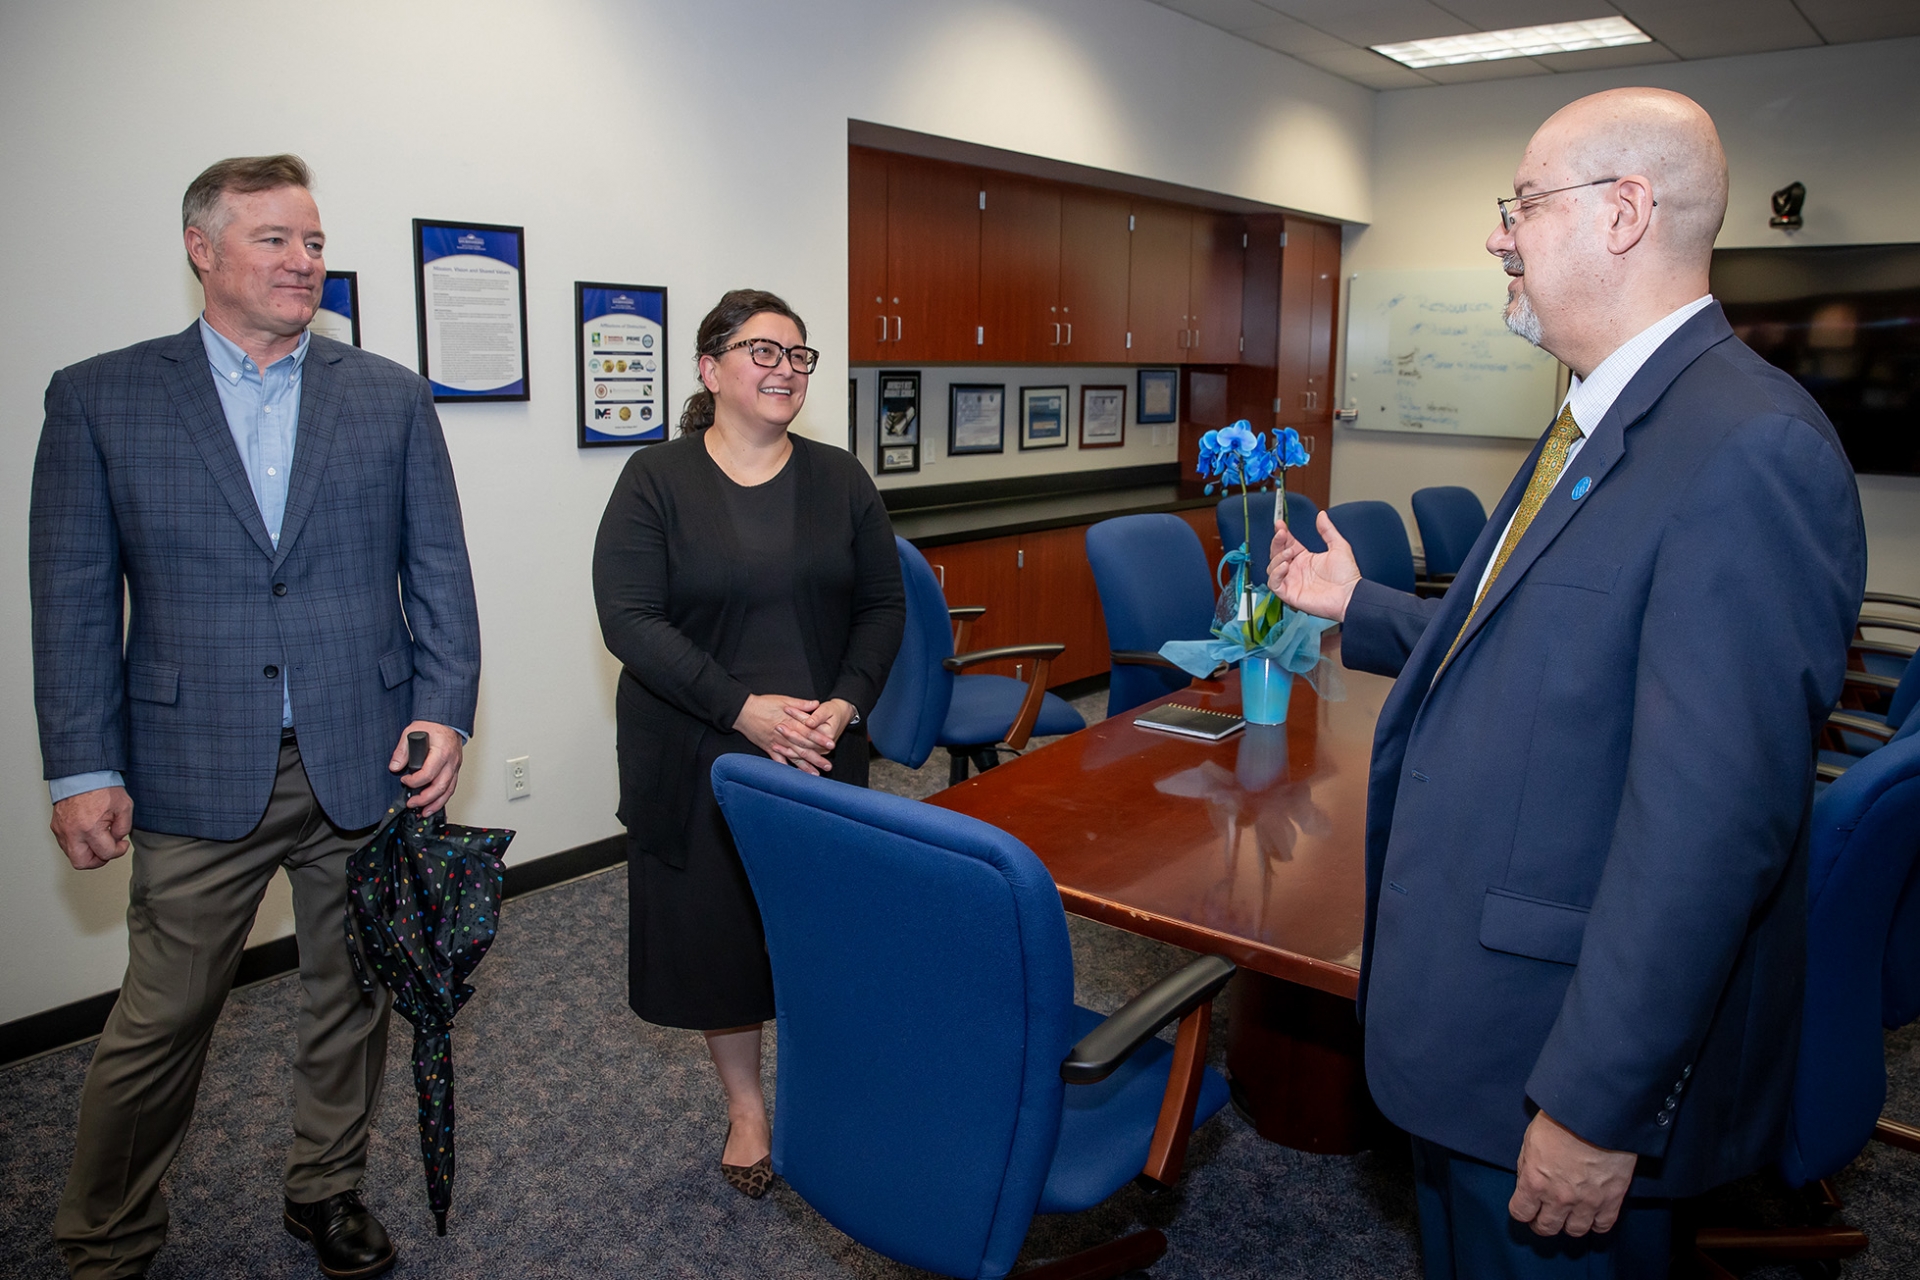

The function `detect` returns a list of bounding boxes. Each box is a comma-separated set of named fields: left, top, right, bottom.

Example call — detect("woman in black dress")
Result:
left=592, top=289, right=904, bottom=1197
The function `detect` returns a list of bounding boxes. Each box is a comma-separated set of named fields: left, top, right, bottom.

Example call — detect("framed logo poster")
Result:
left=577, top=282, right=668, bottom=447
left=877, top=370, right=920, bottom=474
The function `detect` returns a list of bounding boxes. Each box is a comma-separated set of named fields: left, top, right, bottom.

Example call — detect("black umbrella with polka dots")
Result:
left=344, top=732, right=514, bottom=1236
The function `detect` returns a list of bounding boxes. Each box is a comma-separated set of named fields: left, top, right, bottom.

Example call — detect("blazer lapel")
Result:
left=273, top=338, right=345, bottom=568
left=1438, top=304, right=1737, bottom=675
left=159, top=324, right=276, bottom=559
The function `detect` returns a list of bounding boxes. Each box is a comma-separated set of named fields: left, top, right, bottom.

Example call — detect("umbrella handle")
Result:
left=406, top=731, right=430, bottom=775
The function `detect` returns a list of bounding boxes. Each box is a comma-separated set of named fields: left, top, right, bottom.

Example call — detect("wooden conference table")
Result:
left=928, top=634, right=1395, bottom=1154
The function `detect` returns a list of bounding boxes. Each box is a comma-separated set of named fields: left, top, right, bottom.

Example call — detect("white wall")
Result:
left=1334, top=36, right=1920, bottom=595
left=0, top=1, right=1373, bottom=1023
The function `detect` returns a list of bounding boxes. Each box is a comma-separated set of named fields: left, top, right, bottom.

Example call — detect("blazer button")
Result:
left=273, top=583, right=287, bottom=596
left=1655, top=1112, right=1671, bottom=1127
left=264, top=665, right=279, bottom=679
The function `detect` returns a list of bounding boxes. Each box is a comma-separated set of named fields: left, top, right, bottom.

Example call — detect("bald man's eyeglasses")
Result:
left=1496, top=177, right=1654, bottom=231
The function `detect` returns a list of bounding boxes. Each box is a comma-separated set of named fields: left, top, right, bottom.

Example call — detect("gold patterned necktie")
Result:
left=1436, top=405, right=1584, bottom=675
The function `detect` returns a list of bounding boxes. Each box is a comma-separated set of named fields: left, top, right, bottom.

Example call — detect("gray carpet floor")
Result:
left=4, top=689, right=1917, bottom=1278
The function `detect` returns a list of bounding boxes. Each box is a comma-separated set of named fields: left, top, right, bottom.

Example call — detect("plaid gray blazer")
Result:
left=30, top=324, right=481, bottom=838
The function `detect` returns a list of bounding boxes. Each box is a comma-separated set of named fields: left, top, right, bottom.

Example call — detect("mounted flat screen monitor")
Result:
left=1712, top=243, right=1920, bottom=476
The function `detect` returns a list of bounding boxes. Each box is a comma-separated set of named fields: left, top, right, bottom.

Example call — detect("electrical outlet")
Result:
left=506, top=755, right=531, bottom=800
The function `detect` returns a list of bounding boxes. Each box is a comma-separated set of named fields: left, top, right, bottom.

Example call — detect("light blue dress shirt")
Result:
left=48, top=319, right=307, bottom=803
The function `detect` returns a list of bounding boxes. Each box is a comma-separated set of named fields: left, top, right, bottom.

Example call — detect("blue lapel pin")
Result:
left=1571, top=475, right=1593, bottom=500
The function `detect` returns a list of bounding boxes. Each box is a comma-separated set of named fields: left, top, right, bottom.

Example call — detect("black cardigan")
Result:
left=592, top=432, right=905, bottom=858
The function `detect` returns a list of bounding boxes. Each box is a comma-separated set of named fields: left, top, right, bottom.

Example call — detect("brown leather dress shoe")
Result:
left=283, top=1190, right=397, bottom=1278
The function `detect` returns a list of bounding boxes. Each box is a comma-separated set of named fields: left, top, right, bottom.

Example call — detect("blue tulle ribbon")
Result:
left=1160, top=607, right=1345, bottom=700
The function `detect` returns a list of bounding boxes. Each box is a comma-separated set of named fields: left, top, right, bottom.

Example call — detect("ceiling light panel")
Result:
left=1373, top=16, right=1651, bottom=67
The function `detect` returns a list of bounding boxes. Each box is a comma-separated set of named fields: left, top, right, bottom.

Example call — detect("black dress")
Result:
left=592, top=433, right=904, bottom=1030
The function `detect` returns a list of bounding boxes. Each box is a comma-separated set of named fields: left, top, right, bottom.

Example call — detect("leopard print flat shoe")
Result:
left=720, top=1124, right=773, bottom=1200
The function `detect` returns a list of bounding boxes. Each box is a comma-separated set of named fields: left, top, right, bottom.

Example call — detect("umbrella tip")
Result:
left=434, top=1210, right=447, bottom=1236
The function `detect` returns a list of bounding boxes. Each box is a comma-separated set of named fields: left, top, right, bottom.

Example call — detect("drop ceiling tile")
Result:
left=1235, top=14, right=1354, bottom=55
left=1263, top=0, right=1476, bottom=47
left=1793, top=0, right=1920, bottom=43
left=1151, top=0, right=1293, bottom=33
left=1436, top=0, right=1630, bottom=27
left=1414, top=56, right=1557, bottom=83
left=1531, top=41, right=1682, bottom=72
left=1293, top=45, right=1441, bottom=88
left=1613, top=0, right=1823, bottom=58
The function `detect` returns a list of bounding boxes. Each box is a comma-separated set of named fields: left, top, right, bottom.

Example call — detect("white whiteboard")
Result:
left=1345, top=269, right=1561, bottom=438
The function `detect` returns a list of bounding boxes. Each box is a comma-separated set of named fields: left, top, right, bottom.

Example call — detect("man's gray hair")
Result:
left=181, top=154, right=314, bottom=278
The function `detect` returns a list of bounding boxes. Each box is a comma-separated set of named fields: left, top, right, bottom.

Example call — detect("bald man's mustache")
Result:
left=1502, top=251, right=1525, bottom=275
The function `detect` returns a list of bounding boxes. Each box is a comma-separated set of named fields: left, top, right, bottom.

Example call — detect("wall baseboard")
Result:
left=0, top=834, right=627, bottom=1069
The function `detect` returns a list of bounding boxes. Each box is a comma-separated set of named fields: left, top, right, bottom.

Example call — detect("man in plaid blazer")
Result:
left=30, top=154, right=480, bottom=1280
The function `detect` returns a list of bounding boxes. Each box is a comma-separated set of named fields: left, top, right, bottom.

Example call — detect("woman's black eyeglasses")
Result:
left=714, top=337, right=820, bottom=374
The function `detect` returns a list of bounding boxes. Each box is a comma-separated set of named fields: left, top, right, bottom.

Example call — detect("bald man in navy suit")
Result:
left=1270, top=90, right=1864, bottom=1278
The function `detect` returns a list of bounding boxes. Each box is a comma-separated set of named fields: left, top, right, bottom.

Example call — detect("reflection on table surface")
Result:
left=928, top=636, right=1392, bottom=998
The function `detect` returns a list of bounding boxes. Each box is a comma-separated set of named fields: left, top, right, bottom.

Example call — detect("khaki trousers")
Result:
left=53, top=737, right=391, bottom=1280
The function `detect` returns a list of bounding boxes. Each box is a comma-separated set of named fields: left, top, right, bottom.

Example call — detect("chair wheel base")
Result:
left=1014, top=1228, right=1168, bottom=1280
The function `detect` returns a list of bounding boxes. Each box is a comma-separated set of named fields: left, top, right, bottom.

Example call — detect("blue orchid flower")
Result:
left=1276, top=426, right=1311, bottom=469
left=1218, top=420, right=1258, bottom=455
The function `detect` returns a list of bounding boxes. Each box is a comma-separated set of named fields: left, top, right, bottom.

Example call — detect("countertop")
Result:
left=888, top=483, right=1216, bottom=546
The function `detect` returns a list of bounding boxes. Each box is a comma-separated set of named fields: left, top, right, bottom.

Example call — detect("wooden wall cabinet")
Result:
left=852, top=146, right=1252, bottom=368
left=1056, top=188, right=1132, bottom=363
left=921, top=525, right=1111, bottom=689
left=1272, top=216, right=1342, bottom=509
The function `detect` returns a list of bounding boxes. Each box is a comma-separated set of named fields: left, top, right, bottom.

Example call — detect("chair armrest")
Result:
left=948, top=605, right=986, bottom=651
left=1874, top=1117, right=1920, bottom=1154
left=944, top=642, right=1066, bottom=672
left=946, top=643, right=1066, bottom=750
left=1864, top=592, right=1920, bottom=612
left=1829, top=710, right=1895, bottom=743
left=1112, top=650, right=1231, bottom=681
left=1858, top=613, right=1920, bottom=637
left=1061, top=954, right=1235, bottom=1085
left=1844, top=670, right=1902, bottom=694
left=1817, top=760, right=1846, bottom=783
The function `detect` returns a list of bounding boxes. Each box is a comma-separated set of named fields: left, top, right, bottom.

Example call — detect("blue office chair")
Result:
left=1695, top=729, right=1920, bottom=1273
left=1856, top=592, right=1920, bottom=680
left=1820, top=646, right=1920, bottom=781
left=1215, top=490, right=1324, bottom=587
left=1325, top=500, right=1418, bottom=595
left=711, top=754, right=1234, bottom=1280
left=1085, top=515, right=1217, bottom=718
left=870, top=537, right=1086, bottom=785
left=1409, top=486, right=1488, bottom=588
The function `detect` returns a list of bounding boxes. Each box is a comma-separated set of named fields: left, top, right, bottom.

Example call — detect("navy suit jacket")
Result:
left=30, top=324, right=481, bottom=839
left=1343, top=304, right=1865, bottom=1196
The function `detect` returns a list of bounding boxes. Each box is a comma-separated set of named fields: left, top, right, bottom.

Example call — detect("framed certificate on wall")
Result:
left=412, top=218, right=530, bottom=402
left=1137, top=368, right=1178, bottom=424
left=576, top=281, right=667, bottom=447
left=1080, top=384, right=1127, bottom=448
left=311, top=271, right=360, bottom=347
left=877, top=370, right=920, bottom=474
left=949, top=383, right=1005, bottom=455
left=1019, top=385, right=1068, bottom=450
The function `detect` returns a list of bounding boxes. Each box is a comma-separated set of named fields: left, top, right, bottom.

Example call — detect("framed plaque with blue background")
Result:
left=576, top=282, right=668, bottom=447
left=311, top=271, right=360, bottom=347
left=1137, top=368, right=1178, bottom=424
left=412, top=219, right=529, bottom=402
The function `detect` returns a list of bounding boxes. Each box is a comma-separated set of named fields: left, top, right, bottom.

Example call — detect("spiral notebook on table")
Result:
left=1132, top=703, right=1245, bottom=741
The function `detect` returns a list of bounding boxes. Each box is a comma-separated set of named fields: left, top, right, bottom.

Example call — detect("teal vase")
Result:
left=1240, top=656, right=1293, bottom=725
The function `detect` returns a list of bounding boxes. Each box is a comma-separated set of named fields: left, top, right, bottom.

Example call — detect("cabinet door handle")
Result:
left=1017, top=549, right=1025, bottom=569
left=1191, top=329, right=1200, bottom=349
left=1063, top=322, right=1071, bottom=345
left=934, top=563, right=945, bottom=587
left=877, top=314, right=888, bottom=342
left=1303, top=435, right=1315, bottom=455
left=892, top=316, right=902, bottom=342
left=1051, top=322, right=1060, bottom=346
